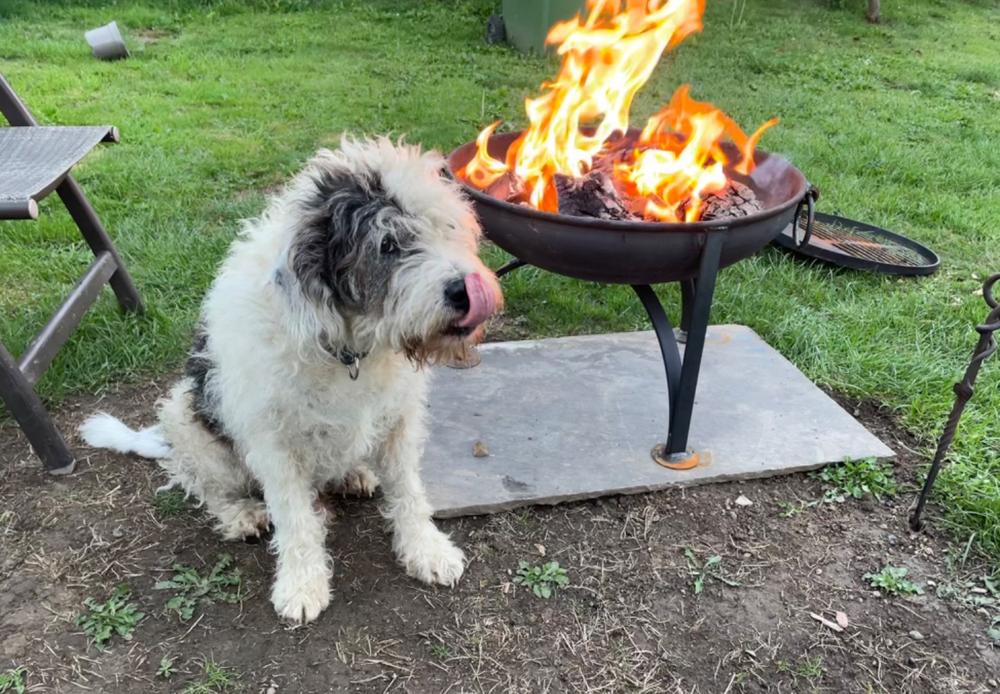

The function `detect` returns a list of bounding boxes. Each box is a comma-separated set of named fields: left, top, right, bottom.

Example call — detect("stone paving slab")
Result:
left=423, top=326, right=894, bottom=518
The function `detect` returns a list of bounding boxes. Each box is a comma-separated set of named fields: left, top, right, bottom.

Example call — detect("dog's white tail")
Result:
left=79, top=413, right=172, bottom=459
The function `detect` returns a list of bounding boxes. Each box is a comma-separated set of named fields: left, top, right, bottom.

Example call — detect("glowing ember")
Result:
left=456, top=0, right=778, bottom=223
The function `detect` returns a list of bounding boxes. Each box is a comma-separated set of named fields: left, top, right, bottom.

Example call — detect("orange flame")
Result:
left=460, top=0, right=778, bottom=223
left=455, top=120, right=507, bottom=189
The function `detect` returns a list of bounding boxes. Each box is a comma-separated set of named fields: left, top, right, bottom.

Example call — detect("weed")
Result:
left=935, top=572, right=998, bottom=609
left=76, top=585, right=144, bottom=649
left=153, top=489, right=189, bottom=518
left=777, top=499, right=819, bottom=518
left=936, top=566, right=1000, bottom=644
left=796, top=656, right=825, bottom=680
left=157, top=656, right=177, bottom=680
left=182, top=660, right=239, bottom=694
left=429, top=643, right=451, bottom=659
left=514, top=561, right=570, bottom=599
left=685, top=548, right=741, bottom=594
left=777, top=501, right=803, bottom=518
left=777, top=656, right=825, bottom=683
left=864, top=566, right=923, bottom=596
left=814, top=458, right=897, bottom=503
left=155, top=554, right=243, bottom=621
left=0, top=667, right=26, bottom=694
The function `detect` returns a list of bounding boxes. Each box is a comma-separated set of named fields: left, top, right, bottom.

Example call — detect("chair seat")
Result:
left=0, top=125, right=118, bottom=219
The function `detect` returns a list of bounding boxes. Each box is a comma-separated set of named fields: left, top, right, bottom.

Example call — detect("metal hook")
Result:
left=791, top=185, right=819, bottom=248
left=984, top=272, right=999, bottom=310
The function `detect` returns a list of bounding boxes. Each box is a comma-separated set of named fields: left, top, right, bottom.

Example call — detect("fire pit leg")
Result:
left=667, top=233, right=725, bottom=455
left=495, top=257, right=527, bottom=278
left=632, top=233, right=726, bottom=469
left=632, top=284, right=682, bottom=410
left=679, top=278, right=696, bottom=343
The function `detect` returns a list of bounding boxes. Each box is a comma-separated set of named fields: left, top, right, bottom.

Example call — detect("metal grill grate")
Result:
left=776, top=211, right=940, bottom=276
left=804, top=218, right=928, bottom=267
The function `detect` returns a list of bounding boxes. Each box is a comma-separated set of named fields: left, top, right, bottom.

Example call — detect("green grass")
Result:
left=182, top=660, right=239, bottom=694
left=1, top=0, right=998, bottom=559
left=428, top=643, right=452, bottom=660
left=776, top=656, right=825, bottom=686
left=864, top=565, right=924, bottom=596
left=152, top=488, right=191, bottom=518
left=76, top=585, right=144, bottom=649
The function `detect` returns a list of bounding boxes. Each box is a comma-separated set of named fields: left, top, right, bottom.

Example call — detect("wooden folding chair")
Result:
left=0, top=74, right=144, bottom=474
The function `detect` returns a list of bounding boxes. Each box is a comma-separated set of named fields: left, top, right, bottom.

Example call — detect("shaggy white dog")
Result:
left=80, top=137, right=502, bottom=623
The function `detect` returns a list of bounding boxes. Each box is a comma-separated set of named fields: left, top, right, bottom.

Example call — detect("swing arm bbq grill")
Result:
left=448, top=130, right=814, bottom=467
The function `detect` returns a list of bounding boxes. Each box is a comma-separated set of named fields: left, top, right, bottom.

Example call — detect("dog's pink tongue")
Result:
left=457, top=272, right=498, bottom=328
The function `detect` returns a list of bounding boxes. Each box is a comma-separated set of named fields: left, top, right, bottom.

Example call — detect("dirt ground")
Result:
left=1, top=378, right=998, bottom=694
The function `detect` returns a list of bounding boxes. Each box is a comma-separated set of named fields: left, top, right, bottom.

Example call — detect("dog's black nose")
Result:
left=444, top=277, right=470, bottom=313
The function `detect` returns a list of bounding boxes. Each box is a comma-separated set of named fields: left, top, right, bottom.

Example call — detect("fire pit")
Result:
left=447, top=0, right=817, bottom=468
left=449, top=131, right=808, bottom=285
left=448, top=133, right=812, bottom=469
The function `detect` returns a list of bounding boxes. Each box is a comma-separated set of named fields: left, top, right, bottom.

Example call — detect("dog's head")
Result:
left=284, top=137, right=502, bottom=364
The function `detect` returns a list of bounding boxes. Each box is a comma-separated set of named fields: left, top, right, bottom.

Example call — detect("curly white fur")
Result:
left=80, top=137, right=501, bottom=624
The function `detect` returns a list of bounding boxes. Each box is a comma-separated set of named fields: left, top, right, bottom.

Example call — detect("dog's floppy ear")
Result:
left=291, top=169, right=365, bottom=309
left=289, top=166, right=400, bottom=314
left=274, top=244, right=349, bottom=353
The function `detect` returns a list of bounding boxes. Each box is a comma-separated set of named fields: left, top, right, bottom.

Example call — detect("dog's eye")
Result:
left=380, top=237, right=400, bottom=255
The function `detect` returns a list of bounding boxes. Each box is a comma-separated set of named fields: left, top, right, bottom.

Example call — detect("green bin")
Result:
left=501, top=0, right=588, bottom=53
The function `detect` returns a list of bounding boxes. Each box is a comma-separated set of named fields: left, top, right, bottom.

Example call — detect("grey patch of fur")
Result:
left=185, top=329, right=231, bottom=444
left=290, top=170, right=413, bottom=316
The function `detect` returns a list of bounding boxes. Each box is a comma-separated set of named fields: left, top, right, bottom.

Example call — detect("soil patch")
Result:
left=1, top=379, right=998, bottom=693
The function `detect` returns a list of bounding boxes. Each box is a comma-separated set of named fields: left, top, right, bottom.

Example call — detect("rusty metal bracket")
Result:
left=790, top=185, right=819, bottom=248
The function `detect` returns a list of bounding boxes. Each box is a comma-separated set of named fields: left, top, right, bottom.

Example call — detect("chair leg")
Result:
left=0, top=342, right=76, bottom=475
left=57, top=176, right=144, bottom=314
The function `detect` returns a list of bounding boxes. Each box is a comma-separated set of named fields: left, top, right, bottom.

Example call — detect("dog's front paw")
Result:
left=332, top=467, right=380, bottom=498
left=396, top=526, right=466, bottom=587
left=215, top=499, right=271, bottom=541
left=271, top=570, right=330, bottom=624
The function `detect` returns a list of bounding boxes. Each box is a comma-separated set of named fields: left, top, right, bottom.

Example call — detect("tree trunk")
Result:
left=866, top=0, right=881, bottom=23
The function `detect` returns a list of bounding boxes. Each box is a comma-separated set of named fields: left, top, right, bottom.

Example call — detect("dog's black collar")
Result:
left=319, top=332, right=366, bottom=380
left=336, top=347, right=366, bottom=380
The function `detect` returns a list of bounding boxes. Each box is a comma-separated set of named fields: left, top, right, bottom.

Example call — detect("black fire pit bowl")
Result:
left=447, top=130, right=810, bottom=285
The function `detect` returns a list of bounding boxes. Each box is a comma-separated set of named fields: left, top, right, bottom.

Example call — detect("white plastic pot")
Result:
left=84, top=21, right=129, bottom=61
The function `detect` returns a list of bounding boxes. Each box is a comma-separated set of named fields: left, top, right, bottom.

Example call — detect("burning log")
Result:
left=554, top=169, right=761, bottom=223
left=483, top=145, right=762, bottom=224
left=485, top=171, right=527, bottom=204
left=591, top=137, right=634, bottom=175
left=693, top=181, right=762, bottom=221
left=554, top=171, right=638, bottom=221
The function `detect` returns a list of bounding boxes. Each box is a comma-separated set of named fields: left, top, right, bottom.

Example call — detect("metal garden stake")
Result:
left=910, top=273, right=1000, bottom=530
